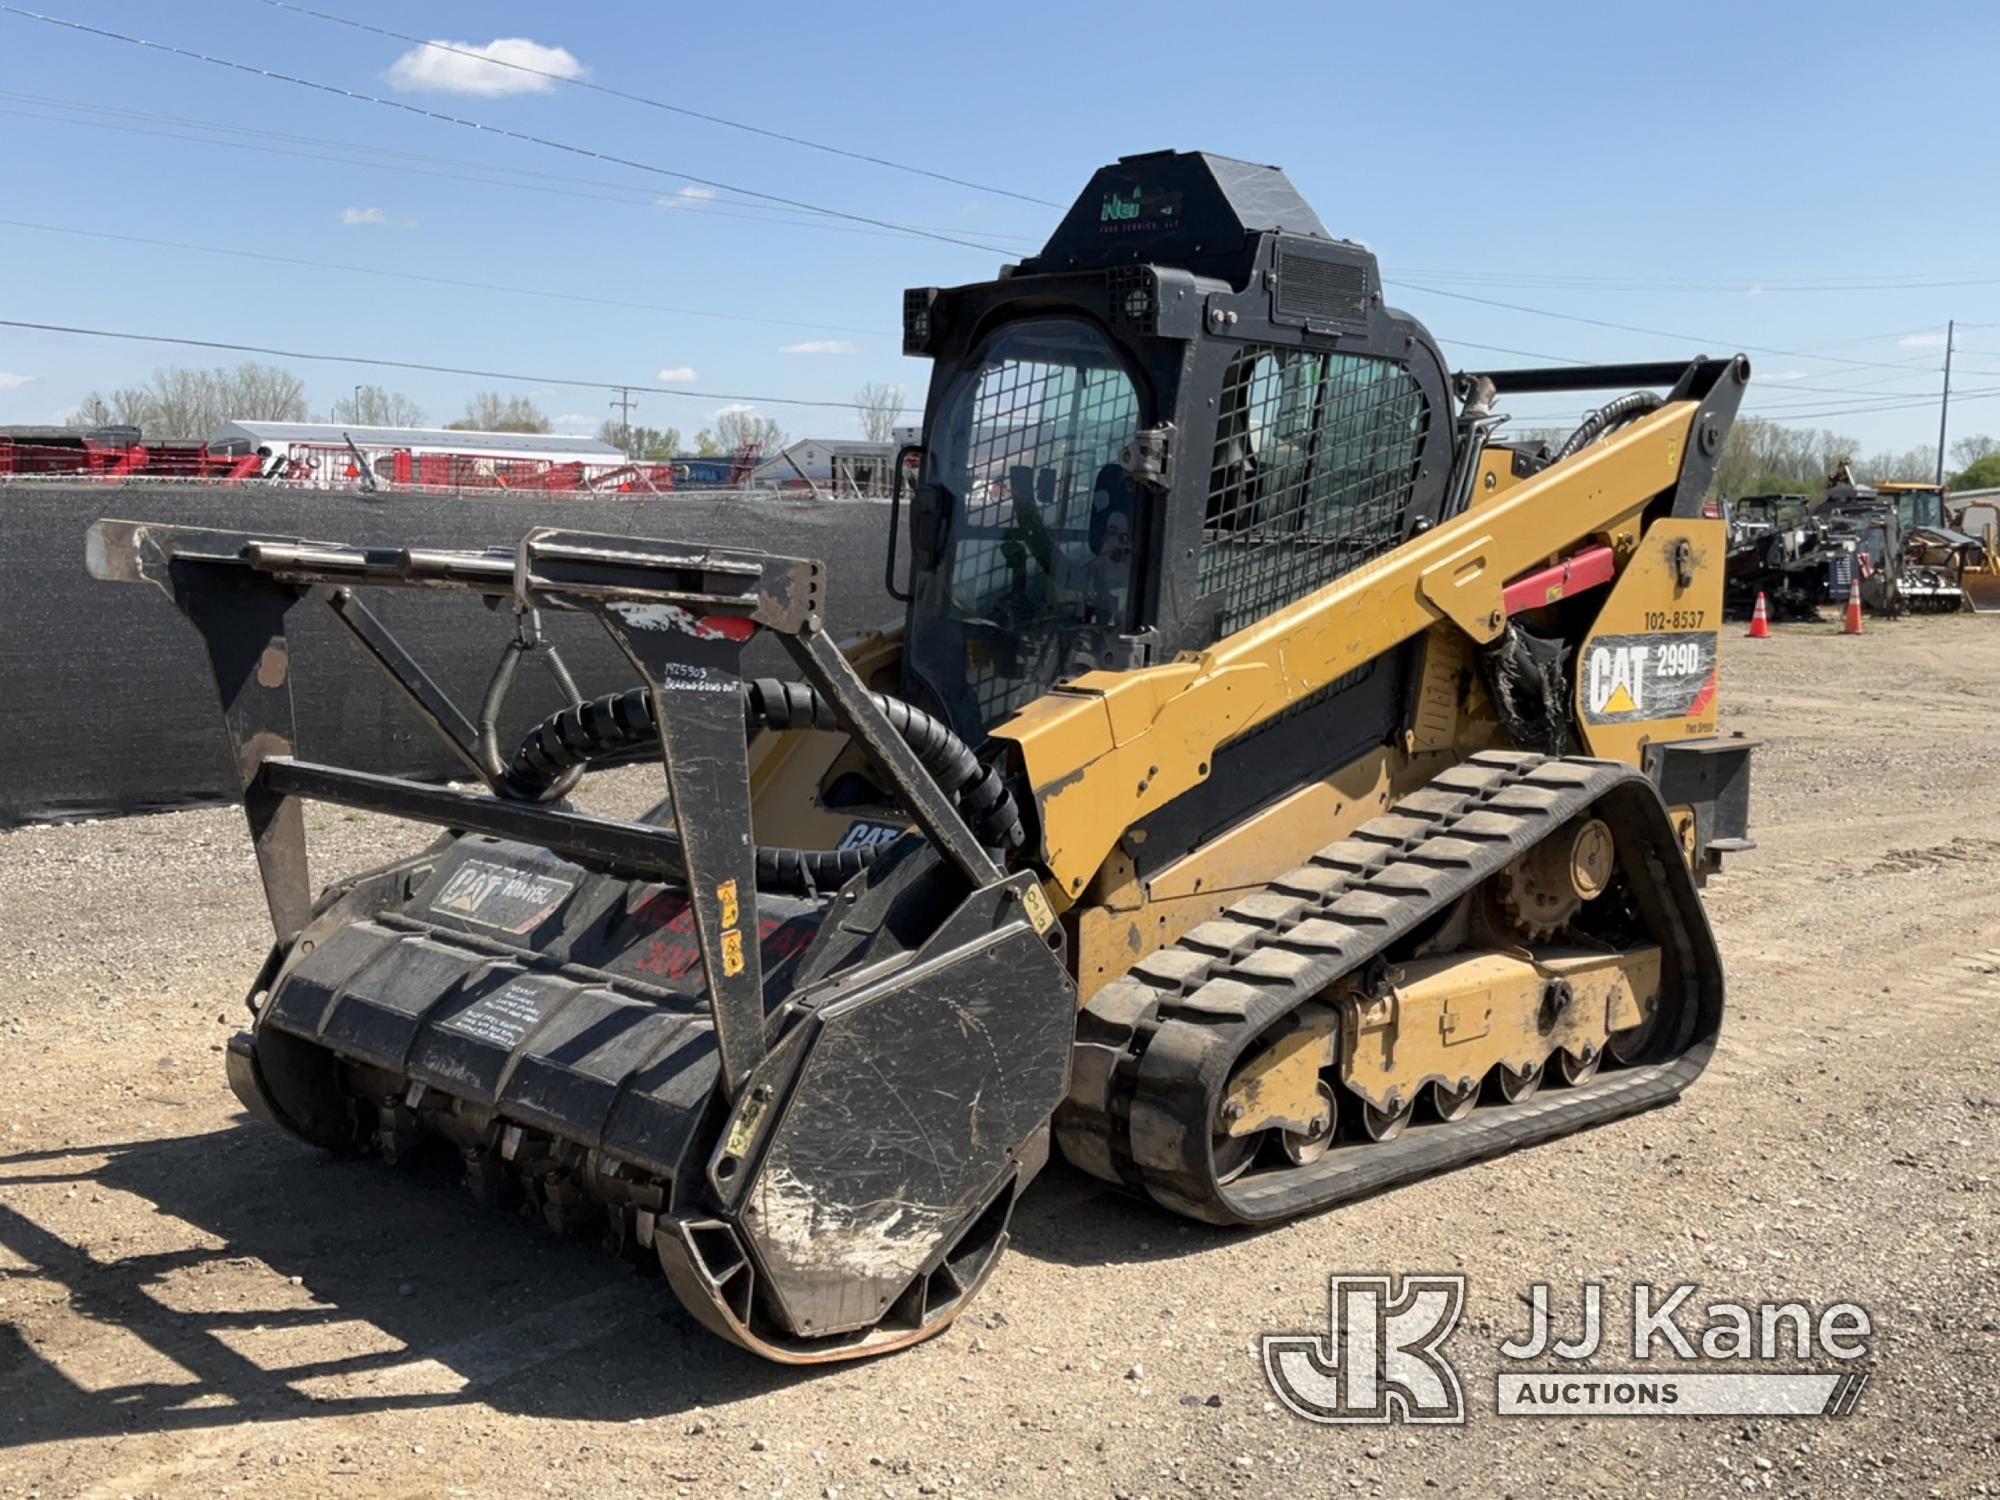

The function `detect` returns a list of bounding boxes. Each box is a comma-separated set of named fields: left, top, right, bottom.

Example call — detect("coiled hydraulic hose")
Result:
left=1552, top=391, right=1663, bottom=463
left=501, top=679, right=1024, bottom=895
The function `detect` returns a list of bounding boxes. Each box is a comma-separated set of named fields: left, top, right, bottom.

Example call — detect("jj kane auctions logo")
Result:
left=1263, top=1276, right=1872, bottom=1423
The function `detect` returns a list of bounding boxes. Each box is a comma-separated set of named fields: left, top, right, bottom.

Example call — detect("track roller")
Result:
left=1054, top=750, right=1725, bottom=1226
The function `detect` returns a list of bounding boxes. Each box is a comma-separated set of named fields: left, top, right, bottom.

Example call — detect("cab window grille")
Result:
left=926, top=318, right=1141, bottom=725
left=1201, top=347, right=1429, bottom=636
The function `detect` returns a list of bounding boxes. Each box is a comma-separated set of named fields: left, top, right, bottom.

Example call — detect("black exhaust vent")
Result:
left=1107, top=266, right=1160, bottom=335
left=1272, top=238, right=1372, bottom=331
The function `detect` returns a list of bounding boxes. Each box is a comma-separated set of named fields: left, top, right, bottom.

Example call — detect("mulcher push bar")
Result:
left=85, top=519, right=1002, bottom=1100
left=259, top=757, right=700, bottom=881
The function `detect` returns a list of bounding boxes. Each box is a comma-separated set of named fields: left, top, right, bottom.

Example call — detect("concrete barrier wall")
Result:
left=1, top=484, right=900, bottom=827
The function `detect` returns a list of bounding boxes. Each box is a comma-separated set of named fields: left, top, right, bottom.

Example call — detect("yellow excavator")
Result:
left=92, top=149, right=1753, bottom=1363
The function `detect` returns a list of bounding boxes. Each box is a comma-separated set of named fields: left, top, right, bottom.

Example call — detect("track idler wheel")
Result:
left=1279, top=1082, right=1337, bottom=1167
left=1557, top=1044, right=1602, bottom=1087
left=1430, top=1077, right=1479, bottom=1123
left=1489, top=1061, right=1543, bottom=1105
left=1353, top=1089, right=1414, bottom=1143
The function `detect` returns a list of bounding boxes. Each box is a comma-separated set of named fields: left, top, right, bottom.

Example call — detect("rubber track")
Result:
left=1053, top=750, right=1724, bottom=1225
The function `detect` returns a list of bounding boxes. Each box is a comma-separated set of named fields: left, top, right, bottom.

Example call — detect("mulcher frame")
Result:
left=85, top=520, right=1002, bottom=1103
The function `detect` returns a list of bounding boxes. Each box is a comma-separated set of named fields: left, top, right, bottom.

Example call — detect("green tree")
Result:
left=448, top=391, right=550, bottom=433
left=1951, top=454, right=2000, bottom=490
left=1739, top=471, right=1816, bottom=498
left=1712, top=417, right=1862, bottom=499
left=597, top=418, right=681, bottom=459
left=1951, top=434, right=1998, bottom=471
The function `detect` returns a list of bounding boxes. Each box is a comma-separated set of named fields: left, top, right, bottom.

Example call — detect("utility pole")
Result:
left=1935, top=320, right=1955, bottom=486
left=610, top=387, right=637, bottom=457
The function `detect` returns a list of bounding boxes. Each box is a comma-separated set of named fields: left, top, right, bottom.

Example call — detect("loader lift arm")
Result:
left=999, top=356, right=1750, bottom=902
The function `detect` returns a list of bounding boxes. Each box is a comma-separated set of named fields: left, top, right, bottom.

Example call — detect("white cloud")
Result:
left=780, top=340, right=860, bottom=356
left=1900, top=332, right=1950, bottom=349
left=340, top=207, right=387, bottom=226
left=655, top=366, right=697, bottom=383
left=1764, top=370, right=1809, bottom=382
left=658, top=185, right=717, bottom=212
left=0, top=371, right=34, bottom=391
left=386, top=37, right=586, bottom=97
left=1745, top=284, right=1764, bottom=297
left=550, top=412, right=599, bottom=431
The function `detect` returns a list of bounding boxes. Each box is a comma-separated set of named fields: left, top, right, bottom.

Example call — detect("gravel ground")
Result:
left=2, top=613, right=1997, bottom=1499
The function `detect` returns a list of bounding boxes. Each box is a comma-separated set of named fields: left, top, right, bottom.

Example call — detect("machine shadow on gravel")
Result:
left=0, top=1120, right=811, bottom=1449
left=1006, top=1161, right=1240, bottom=1269
left=0, top=1131, right=1252, bottom=1449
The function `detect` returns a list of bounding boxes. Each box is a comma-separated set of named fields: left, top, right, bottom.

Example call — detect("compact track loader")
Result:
left=92, top=150, right=1754, bottom=1363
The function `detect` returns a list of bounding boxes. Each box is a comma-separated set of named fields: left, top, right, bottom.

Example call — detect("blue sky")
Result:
left=1, top=0, right=1996, bottom=450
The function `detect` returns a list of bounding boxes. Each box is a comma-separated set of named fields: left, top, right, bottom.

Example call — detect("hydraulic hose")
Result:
left=500, top=679, right=1024, bottom=895
left=1552, top=391, right=1663, bottom=463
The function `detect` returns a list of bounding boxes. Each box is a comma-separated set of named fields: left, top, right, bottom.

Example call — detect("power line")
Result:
left=11, top=10, right=1970, bottom=399
left=1391, top=268, right=2000, bottom=293
left=1721, top=387, right=2000, bottom=423
left=1497, top=382, right=2000, bottom=429
left=0, top=7, right=1018, bottom=256
left=9, top=6, right=1973, bottom=400
left=1788, top=324, right=1958, bottom=352
left=0, top=91, right=1040, bottom=244
left=1432, top=336, right=1588, bottom=365
left=0, top=114, right=980, bottom=255
left=1387, top=280, right=1946, bottom=376
left=250, top=0, right=1062, bottom=209
left=0, top=317, right=920, bottom=413
left=1432, top=340, right=1956, bottom=403
left=0, top=216, right=884, bottom=336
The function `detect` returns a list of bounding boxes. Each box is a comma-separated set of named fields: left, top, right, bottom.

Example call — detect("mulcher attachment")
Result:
left=90, top=519, right=1076, bottom=1362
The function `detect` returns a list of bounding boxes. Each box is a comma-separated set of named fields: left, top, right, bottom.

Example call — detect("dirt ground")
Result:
left=3, top=613, right=1997, bottom=1500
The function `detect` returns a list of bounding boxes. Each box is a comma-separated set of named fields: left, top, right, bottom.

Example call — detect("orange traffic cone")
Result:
left=1842, top=577, right=1864, bottom=635
left=1746, top=591, right=1771, bottom=639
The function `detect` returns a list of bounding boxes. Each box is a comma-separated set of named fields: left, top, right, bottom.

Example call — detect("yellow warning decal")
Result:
left=716, top=879, right=740, bottom=928
left=721, top=928, right=745, bottom=976
left=1022, top=883, right=1057, bottom=935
